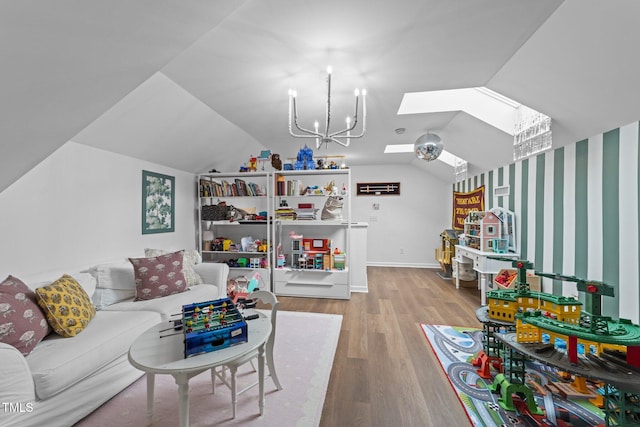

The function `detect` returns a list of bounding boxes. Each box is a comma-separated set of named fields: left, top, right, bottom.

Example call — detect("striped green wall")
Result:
left=453, top=121, right=640, bottom=324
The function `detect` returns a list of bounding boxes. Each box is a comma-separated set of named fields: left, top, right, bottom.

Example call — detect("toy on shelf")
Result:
left=294, top=145, right=315, bottom=170
left=281, top=231, right=344, bottom=271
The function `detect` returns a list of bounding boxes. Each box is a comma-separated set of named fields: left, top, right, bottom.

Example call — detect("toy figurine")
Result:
left=248, top=155, right=257, bottom=172
left=271, top=153, right=282, bottom=170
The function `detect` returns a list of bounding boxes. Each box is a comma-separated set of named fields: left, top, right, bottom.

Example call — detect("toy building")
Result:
left=435, top=229, right=460, bottom=279
left=463, top=211, right=502, bottom=252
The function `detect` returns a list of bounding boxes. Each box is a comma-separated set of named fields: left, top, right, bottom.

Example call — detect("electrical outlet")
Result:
left=400, top=248, right=404, bottom=254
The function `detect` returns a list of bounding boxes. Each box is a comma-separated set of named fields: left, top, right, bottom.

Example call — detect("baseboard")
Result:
left=366, top=262, right=439, bottom=269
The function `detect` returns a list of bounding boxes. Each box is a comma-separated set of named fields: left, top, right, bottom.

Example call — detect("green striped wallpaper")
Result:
left=453, top=121, right=640, bottom=324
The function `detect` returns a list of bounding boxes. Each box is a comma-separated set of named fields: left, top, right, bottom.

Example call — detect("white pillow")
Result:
left=87, top=261, right=137, bottom=308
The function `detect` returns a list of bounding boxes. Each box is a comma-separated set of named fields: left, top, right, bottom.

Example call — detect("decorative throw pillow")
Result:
left=129, top=251, right=188, bottom=301
left=144, top=248, right=203, bottom=287
left=35, top=274, right=96, bottom=338
left=0, top=275, right=51, bottom=355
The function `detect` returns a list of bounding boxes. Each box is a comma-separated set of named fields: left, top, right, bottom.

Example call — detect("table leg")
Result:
left=146, top=373, right=155, bottom=426
left=480, top=273, right=487, bottom=306
left=258, top=343, right=265, bottom=415
left=174, top=374, right=190, bottom=427
left=454, top=258, right=460, bottom=289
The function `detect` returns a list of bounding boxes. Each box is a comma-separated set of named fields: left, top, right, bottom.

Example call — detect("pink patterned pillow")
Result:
left=129, top=251, right=188, bottom=301
left=0, top=275, right=51, bottom=355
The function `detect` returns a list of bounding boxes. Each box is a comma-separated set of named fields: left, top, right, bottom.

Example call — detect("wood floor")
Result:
left=276, top=267, right=485, bottom=427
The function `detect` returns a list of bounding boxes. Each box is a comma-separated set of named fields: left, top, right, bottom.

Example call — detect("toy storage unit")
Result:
left=182, top=298, right=248, bottom=358
left=273, top=169, right=351, bottom=300
left=198, top=171, right=272, bottom=290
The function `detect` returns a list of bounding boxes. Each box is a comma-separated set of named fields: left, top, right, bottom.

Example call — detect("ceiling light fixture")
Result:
left=414, top=133, right=443, bottom=161
left=288, top=66, right=366, bottom=149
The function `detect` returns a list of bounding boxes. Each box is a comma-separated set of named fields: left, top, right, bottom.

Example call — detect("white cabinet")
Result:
left=272, top=169, right=351, bottom=299
left=198, top=172, right=272, bottom=289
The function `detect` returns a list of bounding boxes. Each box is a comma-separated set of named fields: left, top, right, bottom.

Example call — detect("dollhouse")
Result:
left=463, top=211, right=502, bottom=251
left=461, top=207, right=516, bottom=253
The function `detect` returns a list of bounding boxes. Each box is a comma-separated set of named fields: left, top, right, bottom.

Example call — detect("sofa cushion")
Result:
left=87, top=261, right=137, bottom=308
left=0, top=275, right=51, bottom=355
left=102, top=284, right=223, bottom=321
left=35, top=275, right=96, bottom=338
left=145, top=248, right=203, bottom=287
left=129, top=251, right=188, bottom=301
left=26, top=309, right=160, bottom=400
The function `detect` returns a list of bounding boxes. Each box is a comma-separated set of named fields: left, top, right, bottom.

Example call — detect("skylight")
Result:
left=383, top=144, right=465, bottom=168
left=383, top=144, right=414, bottom=154
left=393, top=86, right=552, bottom=163
left=397, top=87, right=519, bottom=135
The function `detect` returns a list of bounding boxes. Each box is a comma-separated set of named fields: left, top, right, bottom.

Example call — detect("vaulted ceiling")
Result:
left=2, top=0, right=640, bottom=193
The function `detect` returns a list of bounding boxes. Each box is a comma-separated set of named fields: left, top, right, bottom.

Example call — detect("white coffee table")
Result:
left=128, top=311, right=271, bottom=427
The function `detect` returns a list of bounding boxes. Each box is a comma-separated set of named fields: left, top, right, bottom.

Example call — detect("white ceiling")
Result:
left=2, top=0, right=640, bottom=193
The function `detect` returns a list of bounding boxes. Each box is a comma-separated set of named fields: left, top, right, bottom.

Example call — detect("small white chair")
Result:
left=211, top=290, right=282, bottom=418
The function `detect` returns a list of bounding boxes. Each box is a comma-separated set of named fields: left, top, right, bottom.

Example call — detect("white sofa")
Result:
left=0, top=260, right=229, bottom=427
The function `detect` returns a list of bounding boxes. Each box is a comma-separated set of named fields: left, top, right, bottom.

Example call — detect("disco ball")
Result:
left=414, top=133, right=443, bottom=161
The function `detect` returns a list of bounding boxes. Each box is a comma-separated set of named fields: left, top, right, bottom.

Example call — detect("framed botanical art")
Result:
left=142, top=170, right=175, bottom=234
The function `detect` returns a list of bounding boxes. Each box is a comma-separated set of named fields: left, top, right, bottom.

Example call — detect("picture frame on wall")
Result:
left=142, top=170, right=175, bottom=234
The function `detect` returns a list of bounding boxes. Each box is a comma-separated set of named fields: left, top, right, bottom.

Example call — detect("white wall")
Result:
left=0, top=142, right=198, bottom=281
left=350, top=165, right=451, bottom=268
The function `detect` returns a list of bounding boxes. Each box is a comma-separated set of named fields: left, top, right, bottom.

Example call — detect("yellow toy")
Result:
left=248, top=155, right=257, bottom=172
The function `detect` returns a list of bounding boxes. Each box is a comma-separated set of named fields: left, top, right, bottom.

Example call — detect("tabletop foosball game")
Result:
left=181, top=297, right=248, bottom=358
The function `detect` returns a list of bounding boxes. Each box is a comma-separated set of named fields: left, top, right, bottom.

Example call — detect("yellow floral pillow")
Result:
left=35, top=274, right=96, bottom=338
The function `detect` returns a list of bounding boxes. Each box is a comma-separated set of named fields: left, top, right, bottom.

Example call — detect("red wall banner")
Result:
left=452, top=186, right=485, bottom=230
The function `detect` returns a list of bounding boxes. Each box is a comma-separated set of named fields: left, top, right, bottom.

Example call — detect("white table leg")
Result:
left=258, top=343, right=265, bottom=415
left=146, top=373, right=155, bottom=426
left=454, top=258, right=460, bottom=289
left=480, top=273, right=487, bottom=306
left=174, top=374, right=190, bottom=427
left=231, top=365, right=238, bottom=419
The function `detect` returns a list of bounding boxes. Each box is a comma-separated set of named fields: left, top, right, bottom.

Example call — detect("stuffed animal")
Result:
left=321, top=195, right=344, bottom=220
left=271, top=153, right=282, bottom=170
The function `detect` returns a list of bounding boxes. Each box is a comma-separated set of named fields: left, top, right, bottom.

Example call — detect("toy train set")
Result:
left=474, top=257, right=640, bottom=426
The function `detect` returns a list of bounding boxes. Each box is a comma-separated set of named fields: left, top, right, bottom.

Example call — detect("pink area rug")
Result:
left=75, top=311, right=342, bottom=427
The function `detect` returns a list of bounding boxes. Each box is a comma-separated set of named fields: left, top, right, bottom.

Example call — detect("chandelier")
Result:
left=288, top=66, right=366, bottom=148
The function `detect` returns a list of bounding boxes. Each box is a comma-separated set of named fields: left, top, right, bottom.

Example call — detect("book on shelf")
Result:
left=274, top=207, right=296, bottom=220
left=234, top=178, right=249, bottom=196
left=295, top=203, right=317, bottom=220
left=276, top=179, right=304, bottom=196
left=294, top=209, right=318, bottom=220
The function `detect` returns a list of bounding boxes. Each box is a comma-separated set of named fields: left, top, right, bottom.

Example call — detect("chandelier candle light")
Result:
left=288, top=66, right=366, bottom=148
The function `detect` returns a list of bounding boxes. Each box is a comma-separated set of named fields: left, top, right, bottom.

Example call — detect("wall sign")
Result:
left=356, top=182, right=400, bottom=196
left=452, top=186, right=485, bottom=230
